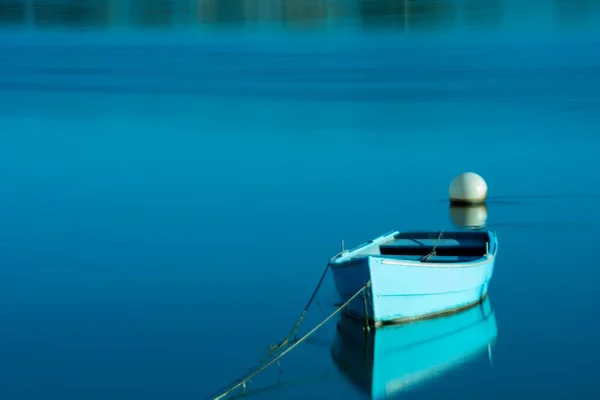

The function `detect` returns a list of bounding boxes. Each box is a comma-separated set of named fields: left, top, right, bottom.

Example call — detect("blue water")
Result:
left=1, top=1, right=600, bottom=399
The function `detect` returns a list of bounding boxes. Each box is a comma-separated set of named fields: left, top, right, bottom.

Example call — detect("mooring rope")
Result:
left=268, top=250, right=345, bottom=354
left=224, top=371, right=338, bottom=400
left=209, top=280, right=371, bottom=400
left=421, top=230, right=444, bottom=262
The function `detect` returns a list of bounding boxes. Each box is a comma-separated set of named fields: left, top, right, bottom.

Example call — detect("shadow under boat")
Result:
left=331, top=296, right=497, bottom=399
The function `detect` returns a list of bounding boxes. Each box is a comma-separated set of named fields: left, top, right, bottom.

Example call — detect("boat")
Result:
left=329, top=229, right=497, bottom=326
left=331, top=296, right=497, bottom=399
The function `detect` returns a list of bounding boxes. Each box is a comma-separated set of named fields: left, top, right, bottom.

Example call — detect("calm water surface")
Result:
left=1, top=1, right=600, bottom=399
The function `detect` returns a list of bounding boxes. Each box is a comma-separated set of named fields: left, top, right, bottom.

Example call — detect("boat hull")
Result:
left=330, top=255, right=495, bottom=325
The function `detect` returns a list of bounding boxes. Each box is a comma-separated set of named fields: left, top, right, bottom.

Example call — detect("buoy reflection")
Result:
left=449, top=203, right=488, bottom=230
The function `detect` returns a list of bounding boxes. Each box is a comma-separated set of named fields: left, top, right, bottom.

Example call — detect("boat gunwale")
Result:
left=377, top=253, right=495, bottom=268
left=329, top=230, right=399, bottom=264
left=329, top=230, right=498, bottom=268
left=329, top=252, right=495, bottom=269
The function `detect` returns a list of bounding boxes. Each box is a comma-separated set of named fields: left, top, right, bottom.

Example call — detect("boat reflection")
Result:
left=331, top=296, right=497, bottom=399
left=449, top=203, right=488, bottom=230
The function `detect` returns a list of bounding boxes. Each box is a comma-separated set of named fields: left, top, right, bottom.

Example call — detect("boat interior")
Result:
left=348, top=230, right=492, bottom=261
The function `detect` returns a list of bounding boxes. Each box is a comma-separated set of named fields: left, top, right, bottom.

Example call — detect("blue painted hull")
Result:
left=329, top=230, right=497, bottom=325
left=331, top=296, right=497, bottom=399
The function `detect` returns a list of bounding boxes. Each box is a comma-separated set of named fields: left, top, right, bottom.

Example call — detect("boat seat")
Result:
left=379, top=243, right=487, bottom=257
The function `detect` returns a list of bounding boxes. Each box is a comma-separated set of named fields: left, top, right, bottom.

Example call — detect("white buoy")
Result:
left=449, top=172, right=488, bottom=204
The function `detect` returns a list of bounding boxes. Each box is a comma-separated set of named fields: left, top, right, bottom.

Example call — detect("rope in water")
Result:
left=210, top=280, right=371, bottom=400
left=225, top=371, right=338, bottom=400
left=268, top=250, right=345, bottom=354
left=224, top=251, right=346, bottom=388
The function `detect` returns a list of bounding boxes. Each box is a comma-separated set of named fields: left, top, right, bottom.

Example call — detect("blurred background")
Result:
left=1, top=1, right=600, bottom=400
left=0, top=0, right=599, bottom=34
